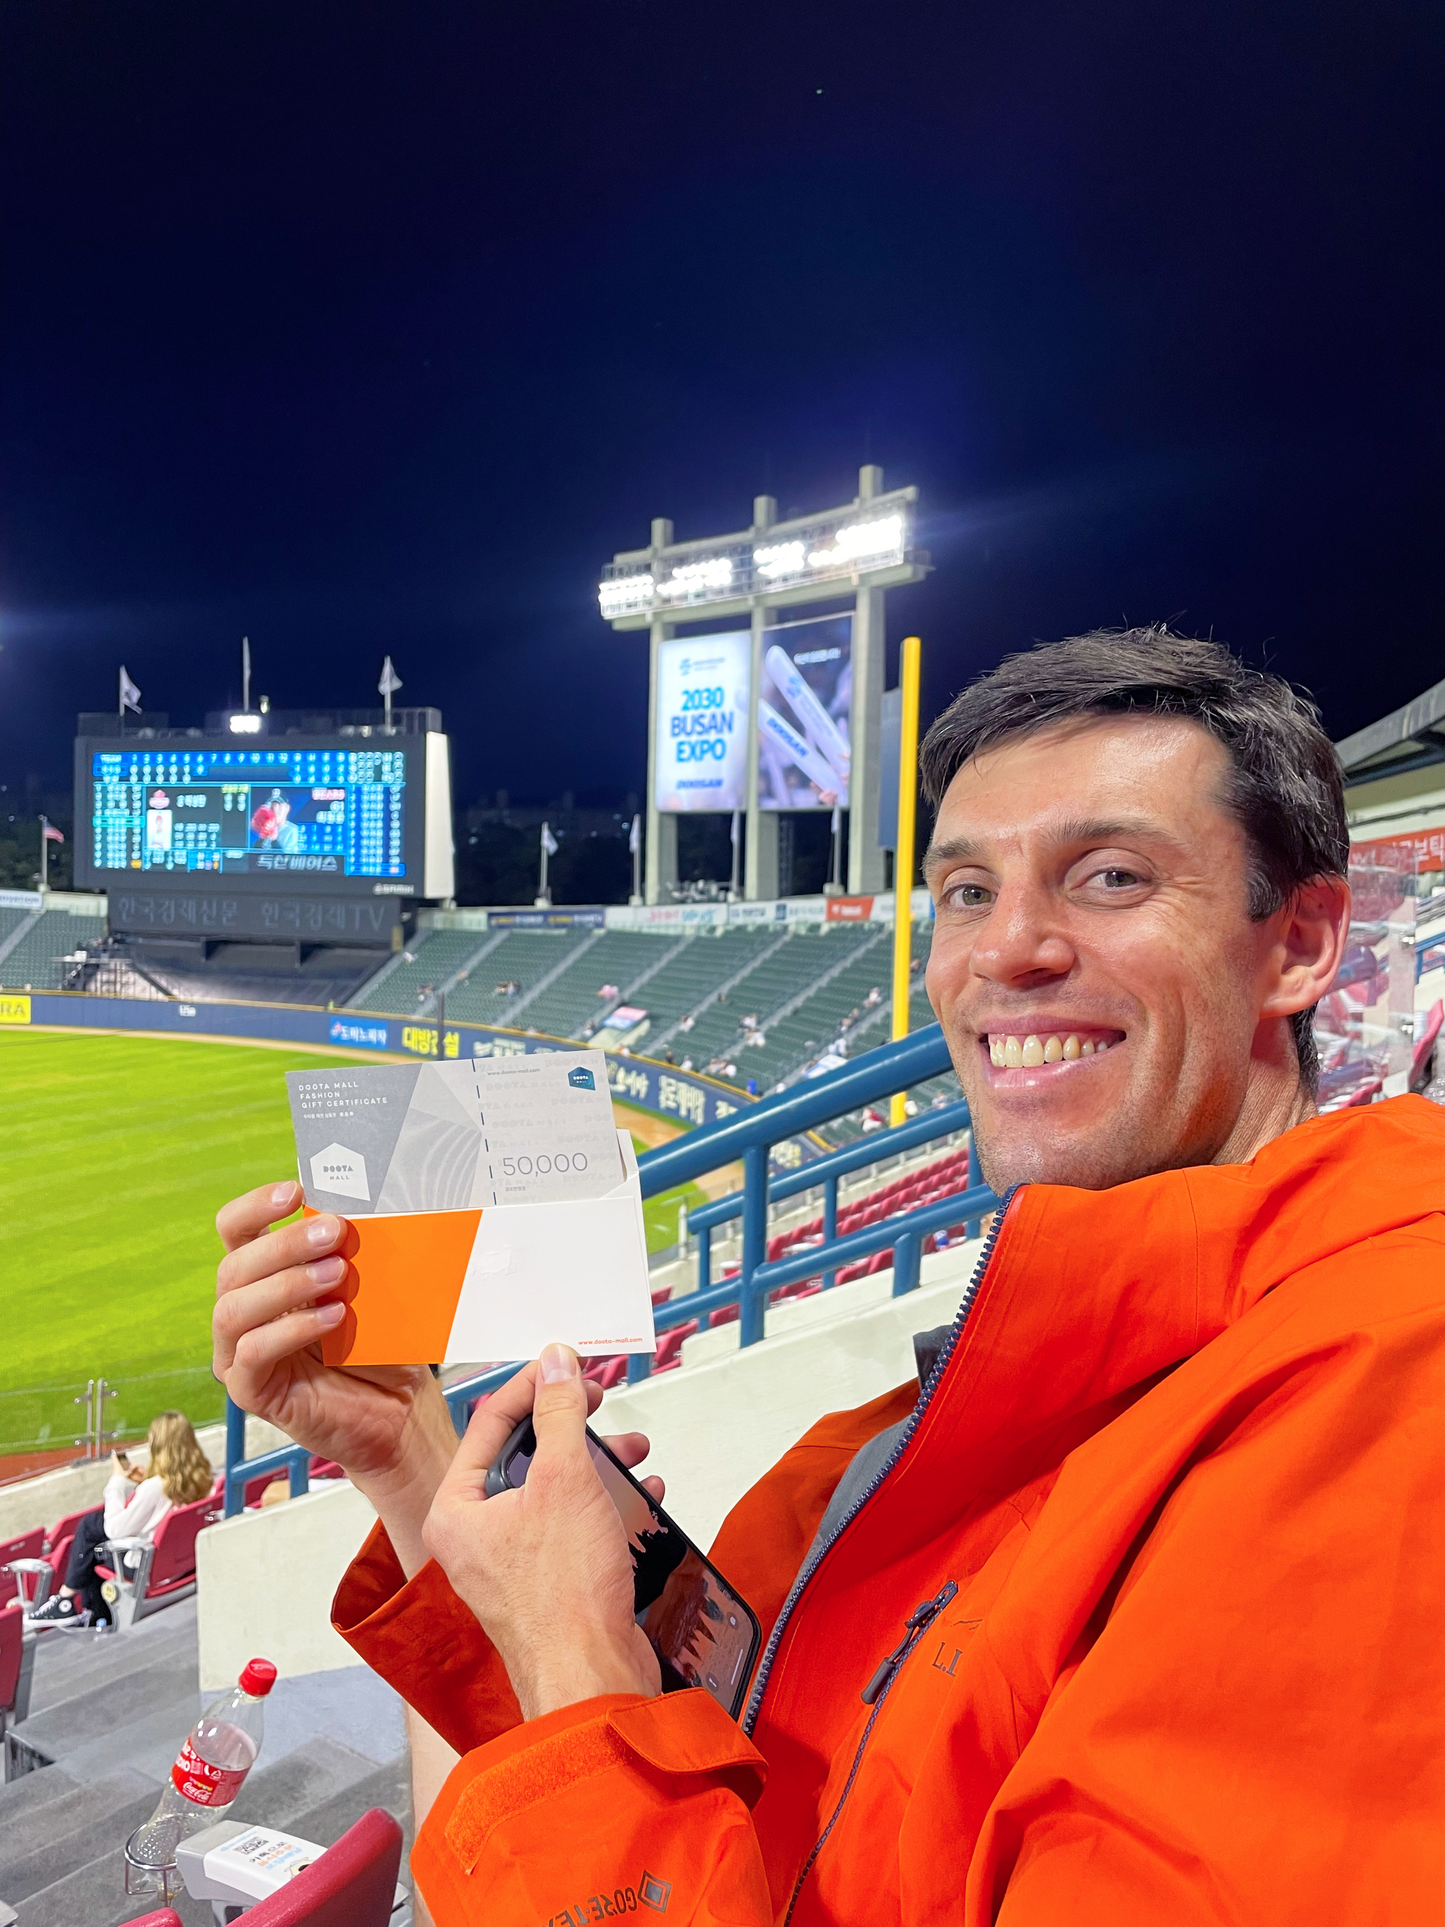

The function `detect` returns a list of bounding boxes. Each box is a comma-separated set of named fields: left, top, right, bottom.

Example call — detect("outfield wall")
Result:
left=0, top=987, right=785, bottom=1147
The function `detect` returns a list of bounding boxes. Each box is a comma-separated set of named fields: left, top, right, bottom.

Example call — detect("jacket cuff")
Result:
left=332, top=1520, right=522, bottom=1755
left=437, top=1688, right=768, bottom=1875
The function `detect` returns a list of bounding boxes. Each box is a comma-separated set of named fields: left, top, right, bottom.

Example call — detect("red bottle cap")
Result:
left=239, top=1658, right=278, bottom=1697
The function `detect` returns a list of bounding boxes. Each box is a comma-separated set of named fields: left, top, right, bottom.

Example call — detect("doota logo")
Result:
left=568, top=1066, right=596, bottom=1091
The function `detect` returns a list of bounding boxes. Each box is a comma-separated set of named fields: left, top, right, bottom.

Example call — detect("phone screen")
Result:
left=497, top=1423, right=760, bottom=1716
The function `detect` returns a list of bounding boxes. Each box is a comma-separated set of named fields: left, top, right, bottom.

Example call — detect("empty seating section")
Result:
left=676, top=933, right=835, bottom=1069
left=739, top=929, right=890, bottom=1086
left=640, top=928, right=773, bottom=1040
left=522, top=930, right=660, bottom=1037
left=352, top=928, right=493, bottom=1012
left=442, top=927, right=592, bottom=1026
left=0, top=903, right=35, bottom=945
left=0, top=908, right=107, bottom=988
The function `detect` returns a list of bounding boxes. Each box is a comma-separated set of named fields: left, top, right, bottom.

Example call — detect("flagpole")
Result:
left=730, top=810, right=741, bottom=899
left=242, top=636, right=251, bottom=713
left=629, top=814, right=643, bottom=905
left=40, top=816, right=49, bottom=892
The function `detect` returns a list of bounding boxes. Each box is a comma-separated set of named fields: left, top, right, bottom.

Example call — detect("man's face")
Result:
left=924, top=715, right=1293, bottom=1191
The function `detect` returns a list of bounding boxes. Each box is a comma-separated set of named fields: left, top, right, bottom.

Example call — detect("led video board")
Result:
left=74, top=735, right=454, bottom=899
left=652, top=632, right=751, bottom=813
left=756, top=613, right=852, bottom=810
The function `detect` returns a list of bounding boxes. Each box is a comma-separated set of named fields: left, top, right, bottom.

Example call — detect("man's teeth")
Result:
left=987, top=1032, right=1113, bottom=1067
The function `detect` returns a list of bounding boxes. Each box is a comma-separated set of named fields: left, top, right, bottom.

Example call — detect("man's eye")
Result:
left=1096, top=868, right=1142, bottom=889
left=949, top=884, right=993, bottom=908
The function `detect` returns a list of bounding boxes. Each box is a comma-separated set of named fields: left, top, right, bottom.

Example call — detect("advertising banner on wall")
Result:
left=653, top=632, right=751, bottom=813
left=757, top=613, right=852, bottom=811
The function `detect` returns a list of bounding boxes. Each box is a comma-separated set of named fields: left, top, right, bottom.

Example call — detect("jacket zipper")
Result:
left=781, top=1580, right=960, bottom=1927
left=742, top=1185, right=1018, bottom=1739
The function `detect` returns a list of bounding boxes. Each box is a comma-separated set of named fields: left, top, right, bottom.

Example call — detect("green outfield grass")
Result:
left=0, top=1029, right=703, bottom=1456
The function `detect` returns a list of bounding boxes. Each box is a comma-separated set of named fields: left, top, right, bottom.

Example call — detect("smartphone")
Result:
left=485, top=1419, right=761, bottom=1720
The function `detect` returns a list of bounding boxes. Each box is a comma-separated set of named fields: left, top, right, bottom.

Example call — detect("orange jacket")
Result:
left=335, top=1097, right=1445, bottom=1924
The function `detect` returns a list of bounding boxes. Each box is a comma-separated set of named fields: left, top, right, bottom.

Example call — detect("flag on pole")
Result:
left=42, top=822, right=65, bottom=844
left=541, top=822, right=559, bottom=857
left=378, top=656, right=403, bottom=697
left=119, top=666, right=142, bottom=715
left=629, top=814, right=642, bottom=855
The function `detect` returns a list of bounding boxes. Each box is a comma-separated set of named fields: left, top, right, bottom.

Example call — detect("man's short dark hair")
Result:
left=919, top=625, right=1349, bottom=1092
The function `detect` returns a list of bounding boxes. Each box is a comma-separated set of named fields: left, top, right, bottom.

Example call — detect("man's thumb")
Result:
left=531, top=1343, right=587, bottom=1454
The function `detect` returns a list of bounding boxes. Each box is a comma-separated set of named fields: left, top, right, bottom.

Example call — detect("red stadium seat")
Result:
left=652, top=1323, right=698, bottom=1373
left=1, top=1600, right=27, bottom=1724
left=0, top=1525, right=44, bottom=1605
left=119, top=1810, right=403, bottom=1927
left=94, top=1490, right=222, bottom=1628
left=46, top=1505, right=102, bottom=1554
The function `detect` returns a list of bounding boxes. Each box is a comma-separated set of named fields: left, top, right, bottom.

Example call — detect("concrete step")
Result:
left=226, top=1733, right=387, bottom=1834
left=22, top=1603, right=198, bottom=1720
left=9, top=1841, right=211, bottom=1927
left=0, top=1764, right=83, bottom=1829
left=0, top=1767, right=160, bottom=1903
left=5, top=1737, right=387, bottom=1927
left=10, top=1645, right=199, bottom=1773
left=286, top=1750, right=415, bottom=1863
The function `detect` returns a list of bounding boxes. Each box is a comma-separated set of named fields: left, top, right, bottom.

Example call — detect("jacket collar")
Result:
left=892, top=1095, right=1445, bottom=1526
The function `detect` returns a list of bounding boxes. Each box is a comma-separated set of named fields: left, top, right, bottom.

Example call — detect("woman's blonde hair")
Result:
left=147, top=1410, right=213, bottom=1505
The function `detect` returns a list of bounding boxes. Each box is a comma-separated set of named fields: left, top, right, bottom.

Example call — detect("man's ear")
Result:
left=1260, top=875, right=1351, bottom=1019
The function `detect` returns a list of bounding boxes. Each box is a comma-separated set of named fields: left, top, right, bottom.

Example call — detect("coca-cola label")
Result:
left=171, top=1738, right=248, bottom=1807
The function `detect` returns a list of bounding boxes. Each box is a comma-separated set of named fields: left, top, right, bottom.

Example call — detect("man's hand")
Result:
left=214, top=1180, right=458, bottom=1574
left=423, top=1343, right=663, bottom=1722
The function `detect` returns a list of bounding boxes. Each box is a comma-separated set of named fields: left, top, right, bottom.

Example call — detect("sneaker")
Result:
left=25, top=1593, right=89, bottom=1627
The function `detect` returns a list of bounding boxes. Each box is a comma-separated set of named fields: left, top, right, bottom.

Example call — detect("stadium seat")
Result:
left=5, top=1505, right=99, bottom=1614
left=652, top=1324, right=698, bottom=1373
left=1, top=1599, right=30, bottom=1732
left=157, top=1808, right=403, bottom=1927
left=95, top=1489, right=223, bottom=1629
left=0, top=1525, right=44, bottom=1604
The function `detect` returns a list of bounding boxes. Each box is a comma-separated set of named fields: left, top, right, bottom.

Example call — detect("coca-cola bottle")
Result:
left=123, top=1656, right=277, bottom=1899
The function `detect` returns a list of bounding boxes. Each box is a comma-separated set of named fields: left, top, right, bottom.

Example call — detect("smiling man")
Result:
left=216, top=627, right=1445, bottom=1926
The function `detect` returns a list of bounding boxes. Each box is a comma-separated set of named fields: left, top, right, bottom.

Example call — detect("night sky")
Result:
left=3, top=2, right=1442, bottom=812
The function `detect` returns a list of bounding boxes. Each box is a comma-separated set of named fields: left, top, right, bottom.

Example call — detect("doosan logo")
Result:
left=568, top=1067, right=596, bottom=1091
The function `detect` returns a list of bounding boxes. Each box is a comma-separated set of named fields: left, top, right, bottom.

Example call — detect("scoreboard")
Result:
left=73, top=732, right=454, bottom=903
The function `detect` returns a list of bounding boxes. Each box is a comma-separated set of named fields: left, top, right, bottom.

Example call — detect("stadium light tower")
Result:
left=598, top=466, right=929, bottom=903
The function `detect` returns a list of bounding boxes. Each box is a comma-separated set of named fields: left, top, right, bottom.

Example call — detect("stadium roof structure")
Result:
left=1335, top=673, right=1445, bottom=789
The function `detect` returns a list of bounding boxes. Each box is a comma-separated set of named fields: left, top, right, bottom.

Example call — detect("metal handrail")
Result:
left=222, top=1401, right=312, bottom=1519
left=636, top=1024, right=955, bottom=1196
left=437, top=1181, right=999, bottom=1432
left=684, top=1095, right=980, bottom=1299
left=686, top=1098, right=974, bottom=1232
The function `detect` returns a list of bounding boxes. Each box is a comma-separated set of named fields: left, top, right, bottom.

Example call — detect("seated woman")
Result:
left=28, top=1409, right=214, bottom=1626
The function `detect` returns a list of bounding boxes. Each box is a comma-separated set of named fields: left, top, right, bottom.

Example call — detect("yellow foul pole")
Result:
left=890, top=635, right=922, bottom=1127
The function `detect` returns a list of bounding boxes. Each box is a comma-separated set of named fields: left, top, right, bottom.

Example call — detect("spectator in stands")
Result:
left=28, top=1410, right=213, bottom=1626
left=214, top=628, right=1445, bottom=1924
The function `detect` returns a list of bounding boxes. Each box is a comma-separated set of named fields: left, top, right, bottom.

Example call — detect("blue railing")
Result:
left=226, top=1023, right=999, bottom=1474
left=222, top=1399, right=313, bottom=1519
